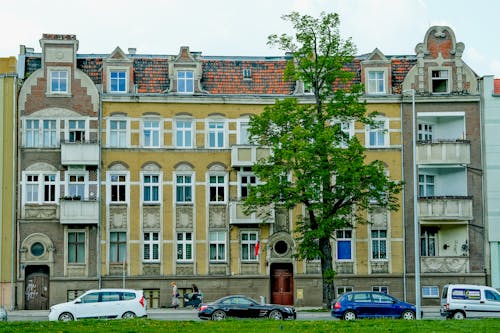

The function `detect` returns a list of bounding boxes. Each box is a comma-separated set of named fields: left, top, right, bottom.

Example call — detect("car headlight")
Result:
left=283, top=307, right=294, bottom=313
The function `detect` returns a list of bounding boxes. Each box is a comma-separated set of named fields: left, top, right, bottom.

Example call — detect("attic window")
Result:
left=243, top=69, right=252, bottom=80
left=432, top=70, right=449, bottom=93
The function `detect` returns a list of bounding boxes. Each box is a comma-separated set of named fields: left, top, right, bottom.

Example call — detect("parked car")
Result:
left=198, top=295, right=296, bottom=320
left=48, top=288, right=147, bottom=321
left=440, top=284, right=500, bottom=319
left=0, top=306, right=7, bottom=321
left=331, top=291, right=416, bottom=320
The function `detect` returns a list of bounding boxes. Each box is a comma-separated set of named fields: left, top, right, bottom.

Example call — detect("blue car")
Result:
left=331, top=291, right=416, bottom=320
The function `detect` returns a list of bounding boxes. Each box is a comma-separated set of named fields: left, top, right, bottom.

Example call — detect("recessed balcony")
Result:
left=60, top=199, right=99, bottom=224
left=418, top=197, right=473, bottom=221
left=231, top=145, right=271, bottom=167
left=417, top=140, right=470, bottom=165
left=61, top=140, right=99, bottom=165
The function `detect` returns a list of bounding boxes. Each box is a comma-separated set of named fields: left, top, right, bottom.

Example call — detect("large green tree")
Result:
left=244, top=12, right=402, bottom=307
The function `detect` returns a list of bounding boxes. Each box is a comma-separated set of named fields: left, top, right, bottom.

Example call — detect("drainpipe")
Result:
left=97, top=88, right=102, bottom=289
left=400, top=96, right=407, bottom=302
left=10, top=73, right=18, bottom=310
left=478, top=77, right=489, bottom=286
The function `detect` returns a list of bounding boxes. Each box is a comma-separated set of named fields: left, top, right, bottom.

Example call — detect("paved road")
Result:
left=6, top=306, right=442, bottom=322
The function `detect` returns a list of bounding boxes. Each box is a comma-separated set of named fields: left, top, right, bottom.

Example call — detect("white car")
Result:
left=48, top=288, right=147, bottom=321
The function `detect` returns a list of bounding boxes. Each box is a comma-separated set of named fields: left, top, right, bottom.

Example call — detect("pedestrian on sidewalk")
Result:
left=171, top=281, right=180, bottom=309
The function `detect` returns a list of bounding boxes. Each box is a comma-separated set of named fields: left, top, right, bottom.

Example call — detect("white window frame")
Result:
left=142, top=173, right=161, bottom=203
left=365, top=119, right=388, bottom=148
left=422, top=286, right=439, bottom=298
left=67, top=119, right=86, bottom=143
left=431, top=69, right=450, bottom=94
left=43, top=120, right=58, bottom=147
left=336, top=286, right=354, bottom=297
left=67, top=230, right=86, bottom=264
left=142, top=119, right=161, bottom=148
left=175, top=119, right=194, bottom=148
left=107, top=172, right=129, bottom=204
left=24, top=172, right=58, bottom=204
left=175, top=173, right=193, bottom=203
left=418, top=122, right=433, bottom=142
left=238, top=169, right=257, bottom=199
left=241, top=231, right=259, bottom=261
left=176, top=232, right=193, bottom=262
left=177, top=70, right=194, bottom=93
left=372, top=286, right=389, bottom=293
left=143, top=231, right=160, bottom=262
left=238, top=120, right=250, bottom=144
left=336, top=229, right=353, bottom=261
left=48, top=67, right=70, bottom=95
left=418, top=173, right=435, bottom=197
left=206, top=120, right=226, bottom=148
left=65, top=171, right=88, bottom=199
left=108, top=118, right=129, bottom=148
left=371, top=229, right=388, bottom=260
left=208, top=173, right=227, bottom=203
left=25, top=119, right=40, bottom=147
left=209, top=231, right=227, bottom=262
left=108, top=68, right=128, bottom=93
left=366, top=70, right=386, bottom=94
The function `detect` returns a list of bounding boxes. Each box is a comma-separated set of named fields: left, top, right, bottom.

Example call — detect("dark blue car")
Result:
left=331, top=291, right=416, bottom=320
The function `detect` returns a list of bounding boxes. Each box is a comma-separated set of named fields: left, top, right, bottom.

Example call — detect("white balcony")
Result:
left=421, top=257, right=469, bottom=273
left=231, top=145, right=271, bottom=167
left=60, top=199, right=99, bottom=224
left=229, top=201, right=274, bottom=224
left=61, top=141, right=99, bottom=165
left=418, top=197, right=473, bottom=221
left=417, top=141, right=470, bottom=165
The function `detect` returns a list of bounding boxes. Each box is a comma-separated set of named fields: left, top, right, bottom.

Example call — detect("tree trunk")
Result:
left=319, top=236, right=335, bottom=308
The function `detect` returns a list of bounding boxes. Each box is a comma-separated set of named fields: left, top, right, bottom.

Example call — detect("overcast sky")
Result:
left=2, top=0, right=498, bottom=77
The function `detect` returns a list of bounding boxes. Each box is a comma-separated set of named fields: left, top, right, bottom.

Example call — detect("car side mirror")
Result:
left=74, top=299, right=82, bottom=304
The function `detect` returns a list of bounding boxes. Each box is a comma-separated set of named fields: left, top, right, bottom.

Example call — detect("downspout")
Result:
left=97, top=88, right=102, bottom=289
left=9, top=73, right=18, bottom=310
left=478, top=77, right=489, bottom=286
left=400, top=96, right=407, bottom=301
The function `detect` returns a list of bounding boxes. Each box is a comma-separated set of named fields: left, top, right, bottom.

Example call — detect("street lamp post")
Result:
left=404, top=89, right=421, bottom=319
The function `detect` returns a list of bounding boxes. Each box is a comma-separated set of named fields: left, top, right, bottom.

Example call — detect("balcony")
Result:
left=229, top=201, right=274, bottom=224
left=61, top=141, right=99, bottom=165
left=417, top=140, right=470, bottom=165
left=60, top=199, right=99, bottom=224
left=418, top=197, right=472, bottom=221
left=421, top=256, right=469, bottom=273
left=231, top=145, right=271, bottom=167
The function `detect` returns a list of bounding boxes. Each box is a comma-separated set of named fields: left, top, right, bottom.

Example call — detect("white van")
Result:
left=440, top=284, right=500, bottom=319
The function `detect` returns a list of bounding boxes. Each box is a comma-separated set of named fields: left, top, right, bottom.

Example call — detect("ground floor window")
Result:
left=422, top=286, right=439, bottom=298
left=144, top=289, right=160, bottom=308
left=336, top=286, right=353, bottom=297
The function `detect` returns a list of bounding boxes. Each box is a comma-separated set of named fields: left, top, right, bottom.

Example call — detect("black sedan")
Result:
left=198, top=295, right=296, bottom=320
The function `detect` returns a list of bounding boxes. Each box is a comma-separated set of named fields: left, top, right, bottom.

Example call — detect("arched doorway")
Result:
left=270, top=263, right=293, bottom=305
left=25, top=265, right=50, bottom=310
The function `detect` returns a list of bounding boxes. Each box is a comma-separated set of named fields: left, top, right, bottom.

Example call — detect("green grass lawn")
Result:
left=2, top=319, right=500, bottom=333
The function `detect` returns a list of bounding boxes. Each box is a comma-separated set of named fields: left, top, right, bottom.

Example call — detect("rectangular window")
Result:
left=209, top=175, right=225, bottom=203
left=336, top=286, right=353, bottom=297
left=336, top=229, right=352, bottom=260
left=432, top=70, right=449, bottom=93
left=25, top=120, right=40, bottom=147
left=418, top=174, right=435, bottom=197
left=26, top=175, right=39, bottom=203
left=209, top=231, right=226, bottom=261
left=238, top=121, right=250, bottom=144
left=208, top=121, right=225, bottom=148
left=241, top=231, right=258, bottom=261
left=110, top=175, right=126, bottom=202
left=68, top=174, right=85, bottom=198
left=422, top=286, right=439, bottom=298
left=68, top=231, right=85, bottom=263
left=69, top=120, right=85, bottom=143
left=50, top=70, right=68, bottom=93
left=243, top=69, right=252, bottom=79
left=109, top=120, right=127, bottom=147
left=421, top=228, right=437, bottom=257
left=143, top=232, right=159, bottom=262
left=44, top=174, right=56, bottom=202
left=239, top=169, right=256, bottom=199
left=143, top=120, right=160, bottom=147
left=110, top=70, right=126, bottom=92
left=43, top=120, right=57, bottom=147
left=177, top=232, right=193, bottom=261
left=367, top=120, right=386, bottom=147
left=110, top=231, right=126, bottom=263
left=177, top=71, right=194, bottom=93
left=176, top=175, right=192, bottom=203
left=372, top=286, right=389, bottom=293
left=371, top=229, right=387, bottom=260
left=143, top=174, right=160, bottom=203
left=418, top=123, right=433, bottom=142
left=367, top=71, right=385, bottom=94
left=26, top=173, right=57, bottom=204
left=176, top=120, right=193, bottom=147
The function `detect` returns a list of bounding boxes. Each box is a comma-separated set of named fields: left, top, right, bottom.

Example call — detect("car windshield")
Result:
left=220, top=296, right=257, bottom=306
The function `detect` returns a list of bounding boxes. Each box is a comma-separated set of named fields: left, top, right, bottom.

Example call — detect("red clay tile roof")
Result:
left=494, top=79, right=500, bottom=95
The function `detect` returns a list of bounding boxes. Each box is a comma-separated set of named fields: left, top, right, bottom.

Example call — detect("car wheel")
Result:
left=211, top=310, right=226, bottom=320
left=268, top=310, right=283, bottom=320
left=343, top=310, right=356, bottom=321
left=58, top=312, right=74, bottom=321
left=122, top=311, right=137, bottom=319
left=452, top=311, right=466, bottom=320
left=401, top=310, right=416, bottom=320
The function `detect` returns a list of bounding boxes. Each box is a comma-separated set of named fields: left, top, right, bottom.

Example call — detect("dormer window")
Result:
left=110, top=70, right=127, bottom=93
left=243, top=69, right=252, bottom=80
left=432, top=70, right=449, bottom=93
left=367, top=71, right=386, bottom=94
left=177, top=71, right=194, bottom=93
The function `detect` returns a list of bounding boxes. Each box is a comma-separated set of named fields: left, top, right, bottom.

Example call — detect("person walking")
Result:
left=171, top=281, right=180, bottom=309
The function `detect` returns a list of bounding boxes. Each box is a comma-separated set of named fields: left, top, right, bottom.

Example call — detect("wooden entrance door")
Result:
left=25, top=270, right=49, bottom=310
left=271, top=264, right=293, bottom=305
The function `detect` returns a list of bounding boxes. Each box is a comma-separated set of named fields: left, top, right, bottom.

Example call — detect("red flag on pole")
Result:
left=255, top=241, right=260, bottom=257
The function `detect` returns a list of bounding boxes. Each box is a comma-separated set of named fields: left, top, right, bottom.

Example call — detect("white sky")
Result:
left=2, top=0, right=498, bottom=77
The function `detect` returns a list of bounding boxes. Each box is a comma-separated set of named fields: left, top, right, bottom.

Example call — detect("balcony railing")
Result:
left=421, top=256, right=468, bottom=273
left=231, top=145, right=271, bottom=167
left=229, top=201, right=274, bottom=224
left=418, top=196, right=473, bottom=221
left=416, top=140, right=470, bottom=165
left=60, top=199, right=99, bottom=224
left=61, top=140, right=99, bottom=165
